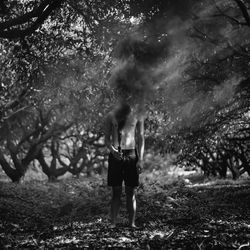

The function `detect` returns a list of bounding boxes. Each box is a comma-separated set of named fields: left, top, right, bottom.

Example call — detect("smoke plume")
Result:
left=109, top=0, right=249, bottom=128
left=110, top=35, right=168, bottom=101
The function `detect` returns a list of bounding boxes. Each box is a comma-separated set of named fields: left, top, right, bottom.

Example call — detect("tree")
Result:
left=0, top=0, right=126, bottom=180
left=138, top=0, right=250, bottom=179
left=0, top=105, right=72, bottom=182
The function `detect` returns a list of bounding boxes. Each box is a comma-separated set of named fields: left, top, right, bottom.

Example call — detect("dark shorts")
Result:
left=108, top=149, right=139, bottom=187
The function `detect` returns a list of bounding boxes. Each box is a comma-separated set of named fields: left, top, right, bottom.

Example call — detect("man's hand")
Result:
left=136, top=160, right=143, bottom=175
left=110, top=146, right=122, bottom=160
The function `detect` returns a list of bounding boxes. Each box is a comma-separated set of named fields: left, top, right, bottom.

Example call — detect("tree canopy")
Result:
left=0, top=0, right=250, bottom=181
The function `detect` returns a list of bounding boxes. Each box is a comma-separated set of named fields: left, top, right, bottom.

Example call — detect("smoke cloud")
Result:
left=109, top=0, right=249, bottom=127
left=110, top=35, right=168, bottom=105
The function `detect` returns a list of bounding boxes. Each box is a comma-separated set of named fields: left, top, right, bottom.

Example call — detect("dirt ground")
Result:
left=0, top=173, right=250, bottom=249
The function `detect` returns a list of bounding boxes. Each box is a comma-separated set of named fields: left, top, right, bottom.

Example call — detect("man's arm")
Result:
left=104, top=113, right=122, bottom=159
left=104, top=113, right=113, bottom=152
left=136, top=118, right=145, bottom=162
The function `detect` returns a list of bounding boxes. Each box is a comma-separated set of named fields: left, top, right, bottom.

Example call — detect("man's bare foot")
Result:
left=129, top=224, right=139, bottom=229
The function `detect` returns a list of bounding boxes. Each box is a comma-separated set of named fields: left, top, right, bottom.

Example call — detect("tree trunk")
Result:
left=36, top=148, right=69, bottom=181
left=48, top=175, right=58, bottom=182
left=36, top=150, right=52, bottom=179
left=219, top=161, right=227, bottom=178
left=227, top=157, right=240, bottom=180
left=217, top=149, right=227, bottom=178
left=237, top=147, right=250, bottom=175
left=0, top=150, right=23, bottom=182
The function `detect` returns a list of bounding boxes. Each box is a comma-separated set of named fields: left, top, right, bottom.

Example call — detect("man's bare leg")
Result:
left=111, top=186, right=122, bottom=227
left=125, top=186, right=137, bottom=227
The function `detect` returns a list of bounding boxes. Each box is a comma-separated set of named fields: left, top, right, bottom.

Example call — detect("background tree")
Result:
left=0, top=0, right=128, bottom=181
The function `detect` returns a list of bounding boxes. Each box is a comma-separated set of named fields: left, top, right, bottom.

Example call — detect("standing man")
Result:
left=104, top=100, right=145, bottom=228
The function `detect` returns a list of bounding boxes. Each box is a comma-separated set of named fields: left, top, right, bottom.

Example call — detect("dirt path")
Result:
left=0, top=177, right=250, bottom=249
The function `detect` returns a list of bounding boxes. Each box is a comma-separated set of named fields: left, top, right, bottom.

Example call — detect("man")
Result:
left=104, top=100, right=145, bottom=228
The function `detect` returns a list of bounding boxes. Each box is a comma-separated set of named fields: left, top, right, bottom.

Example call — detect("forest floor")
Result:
left=0, top=171, right=250, bottom=249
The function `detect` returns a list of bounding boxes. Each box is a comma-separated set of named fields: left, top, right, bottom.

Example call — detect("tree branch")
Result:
left=213, top=0, right=249, bottom=26
left=233, top=0, right=250, bottom=26
left=0, top=0, right=64, bottom=39
left=0, top=0, right=52, bottom=29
